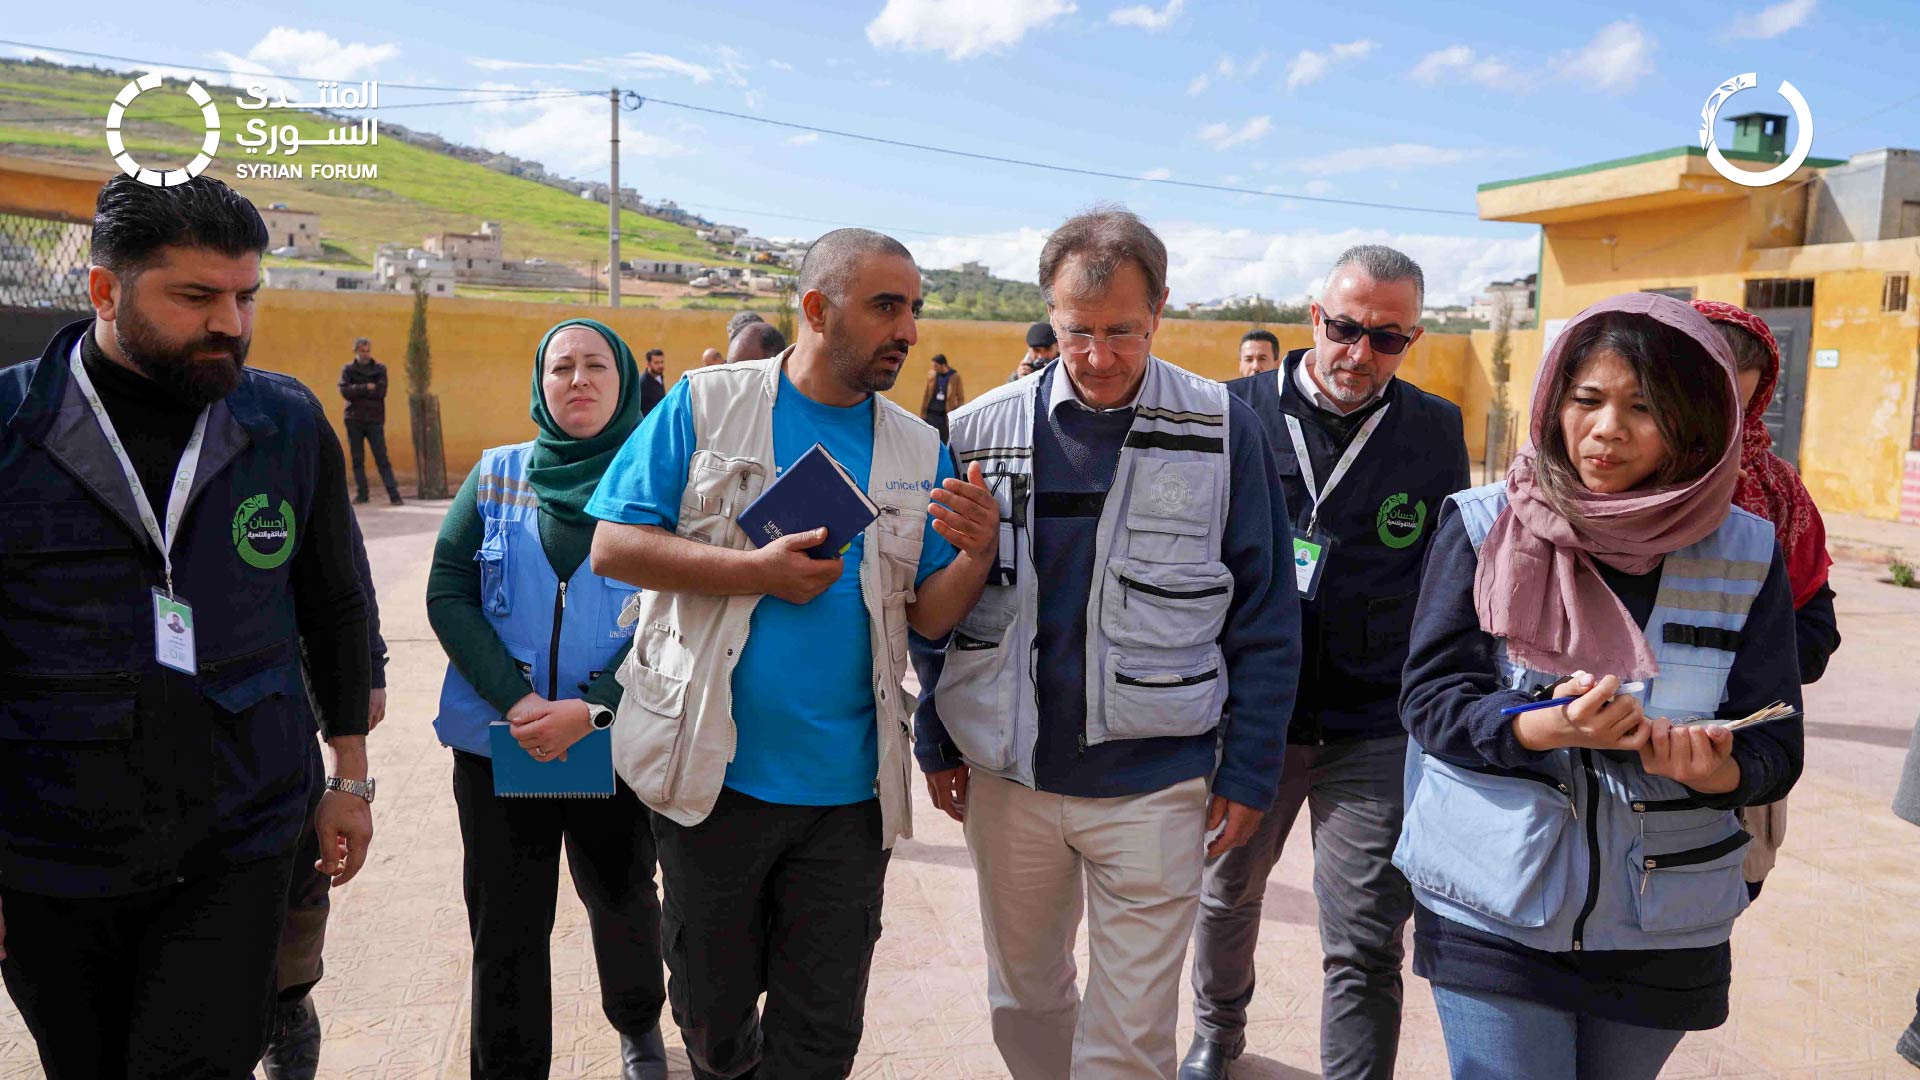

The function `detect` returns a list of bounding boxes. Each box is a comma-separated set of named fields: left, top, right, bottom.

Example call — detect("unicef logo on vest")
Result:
left=104, top=74, right=221, bottom=187
left=232, top=494, right=298, bottom=570
left=886, top=479, right=936, bottom=492
left=1699, top=73, right=1814, bottom=189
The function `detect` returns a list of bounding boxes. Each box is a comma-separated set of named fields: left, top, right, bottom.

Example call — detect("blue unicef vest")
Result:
left=1394, top=482, right=1776, bottom=953
left=434, top=442, right=641, bottom=756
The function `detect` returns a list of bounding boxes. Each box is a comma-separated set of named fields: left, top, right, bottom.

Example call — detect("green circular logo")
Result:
left=1376, top=492, right=1427, bottom=550
left=232, top=494, right=297, bottom=569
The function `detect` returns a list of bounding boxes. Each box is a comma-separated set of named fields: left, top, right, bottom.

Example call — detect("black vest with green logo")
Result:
left=1226, top=349, right=1471, bottom=743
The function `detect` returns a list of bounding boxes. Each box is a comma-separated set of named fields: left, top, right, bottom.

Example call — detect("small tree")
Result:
left=404, top=284, right=449, bottom=499
left=1485, top=295, right=1515, bottom=479
left=774, top=273, right=798, bottom=344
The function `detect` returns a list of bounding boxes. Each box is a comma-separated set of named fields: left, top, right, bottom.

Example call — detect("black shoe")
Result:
left=1178, top=1033, right=1237, bottom=1080
left=353, top=494, right=370, bottom=504
left=388, top=494, right=405, bottom=506
left=261, top=995, right=321, bottom=1080
left=1898, top=1022, right=1920, bottom=1068
left=621, top=1025, right=669, bottom=1080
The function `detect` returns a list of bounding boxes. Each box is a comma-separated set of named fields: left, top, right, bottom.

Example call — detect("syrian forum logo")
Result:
left=105, top=74, right=381, bottom=186
left=106, top=73, right=220, bottom=187
left=1699, top=73, right=1815, bottom=189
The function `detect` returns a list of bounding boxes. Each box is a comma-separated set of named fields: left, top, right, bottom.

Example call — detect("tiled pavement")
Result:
left=4, top=502, right=1920, bottom=1079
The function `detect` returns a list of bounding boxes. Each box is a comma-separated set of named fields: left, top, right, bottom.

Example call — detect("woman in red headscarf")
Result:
left=1691, top=299, right=1842, bottom=901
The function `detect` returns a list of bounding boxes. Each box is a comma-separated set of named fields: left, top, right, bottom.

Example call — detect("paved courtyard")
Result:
left=4, top=501, right=1920, bottom=1079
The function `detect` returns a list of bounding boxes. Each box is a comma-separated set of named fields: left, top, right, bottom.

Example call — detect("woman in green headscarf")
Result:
left=426, top=318, right=667, bottom=1079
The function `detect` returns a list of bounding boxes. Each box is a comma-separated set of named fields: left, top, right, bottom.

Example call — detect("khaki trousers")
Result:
left=964, top=770, right=1211, bottom=1080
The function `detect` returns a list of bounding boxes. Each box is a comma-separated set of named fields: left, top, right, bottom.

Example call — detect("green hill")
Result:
left=0, top=58, right=736, bottom=279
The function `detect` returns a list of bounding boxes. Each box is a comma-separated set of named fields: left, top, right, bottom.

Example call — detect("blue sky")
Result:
left=12, top=0, right=1919, bottom=304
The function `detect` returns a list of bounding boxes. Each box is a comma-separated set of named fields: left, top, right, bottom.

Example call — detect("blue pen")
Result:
left=1499, top=681, right=1646, bottom=717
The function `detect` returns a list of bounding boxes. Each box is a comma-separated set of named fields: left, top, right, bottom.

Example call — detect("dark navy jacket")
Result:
left=1227, top=349, right=1471, bottom=744
left=0, top=319, right=369, bottom=897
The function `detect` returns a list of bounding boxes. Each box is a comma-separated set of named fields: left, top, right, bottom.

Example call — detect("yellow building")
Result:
left=1477, top=124, right=1920, bottom=522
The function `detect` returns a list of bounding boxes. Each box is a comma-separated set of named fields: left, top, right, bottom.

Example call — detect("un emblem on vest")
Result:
left=232, top=494, right=298, bottom=570
left=1376, top=492, right=1427, bottom=550
left=1148, top=470, right=1191, bottom=517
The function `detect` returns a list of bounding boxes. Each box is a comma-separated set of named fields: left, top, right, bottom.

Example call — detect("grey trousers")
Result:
left=1190, top=733, right=1415, bottom=1080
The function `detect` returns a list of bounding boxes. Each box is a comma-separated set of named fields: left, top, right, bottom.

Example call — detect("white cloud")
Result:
left=204, top=27, right=399, bottom=103
left=1285, top=39, right=1375, bottom=91
left=468, top=51, right=714, bottom=83
left=1294, top=142, right=1487, bottom=176
left=1188, top=51, right=1268, bottom=95
left=1728, top=0, right=1816, bottom=39
left=1197, top=115, right=1272, bottom=150
left=1109, top=0, right=1184, bottom=31
left=916, top=222, right=1535, bottom=306
left=1140, top=166, right=1172, bottom=180
left=1408, top=45, right=1520, bottom=90
left=866, top=0, right=1077, bottom=60
left=475, top=93, right=691, bottom=174
left=768, top=59, right=795, bottom=71
left=1549, top=20, right=1654, bottom=93
left=787, top=132, right=820, bottom=145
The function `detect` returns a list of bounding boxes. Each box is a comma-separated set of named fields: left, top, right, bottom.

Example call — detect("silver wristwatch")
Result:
left=326, top=776, right=377, bottom=803
left=588, top=704, right=615, bottom=730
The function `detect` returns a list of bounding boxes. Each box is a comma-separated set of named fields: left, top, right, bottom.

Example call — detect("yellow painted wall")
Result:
left=251, top=291, right=1490, bottom=485
left=0, top=155, right=106, bottom=223
left=1799, top=271, right=1920, bottom=519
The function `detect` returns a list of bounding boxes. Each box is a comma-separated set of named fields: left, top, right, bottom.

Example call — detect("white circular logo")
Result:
left=1148, top=469, right=1191, bottom=516
left=1699, top=73, right=1814, bottom=189
left=105, top=74, right=221, bottom=187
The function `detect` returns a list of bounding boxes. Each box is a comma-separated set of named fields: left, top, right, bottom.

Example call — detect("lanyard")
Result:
left=1284, top=403, right=1389, bottom=536
left=68, top=342, right=209, bottom=598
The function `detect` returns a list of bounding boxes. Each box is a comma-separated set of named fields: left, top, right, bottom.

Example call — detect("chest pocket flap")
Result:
left=1125, top=458, right=1214, bottom=564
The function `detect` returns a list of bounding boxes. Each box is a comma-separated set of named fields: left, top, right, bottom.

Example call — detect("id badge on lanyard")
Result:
left=1283, top=405, right=1388, bottom=600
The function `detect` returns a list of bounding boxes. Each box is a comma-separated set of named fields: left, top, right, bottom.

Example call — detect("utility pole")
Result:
left=609, top=86, right=621, bottom=308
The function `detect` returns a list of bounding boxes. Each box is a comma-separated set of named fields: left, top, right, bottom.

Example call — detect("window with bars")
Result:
left=1642, top=286, right=1696, bottom=301
left=1745, top=278, right=1814, bottom=309
left=1885, top=272, right=1910, bottom=313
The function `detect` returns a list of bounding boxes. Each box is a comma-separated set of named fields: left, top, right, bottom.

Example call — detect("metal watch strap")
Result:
left=326, top=776, right=376, bottom=803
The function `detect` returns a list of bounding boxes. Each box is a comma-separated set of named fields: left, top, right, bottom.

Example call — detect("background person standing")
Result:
left=920, top=353, right=964, bottom=441
left=641, top=348, right=668, bottom=416
left=339, top=336, right=403, bottom=505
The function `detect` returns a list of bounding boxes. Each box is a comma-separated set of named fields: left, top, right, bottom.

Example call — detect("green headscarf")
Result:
left=527, top=317, right=644, bottom=527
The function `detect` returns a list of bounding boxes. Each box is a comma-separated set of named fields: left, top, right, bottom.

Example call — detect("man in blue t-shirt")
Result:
left=587, top=228, right=999, bottom=1080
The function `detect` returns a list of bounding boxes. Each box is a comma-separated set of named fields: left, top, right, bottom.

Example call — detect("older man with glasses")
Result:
left=913, top=206, right=1300, bottom=1079
left=1180, top=245, right=1471, bottom=1080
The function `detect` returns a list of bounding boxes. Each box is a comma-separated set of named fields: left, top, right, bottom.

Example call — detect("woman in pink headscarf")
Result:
left=1394, top=293, right=1805, bottom=1079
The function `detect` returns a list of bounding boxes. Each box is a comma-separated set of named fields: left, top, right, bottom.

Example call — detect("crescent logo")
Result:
left=1699, top=73, right=1814, bottom=189
left=104, top=73, right=222, bottom=187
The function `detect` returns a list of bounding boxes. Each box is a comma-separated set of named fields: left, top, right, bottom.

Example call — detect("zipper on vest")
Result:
left=1117, top=575, right=1231, bottom=605
left=547, top=581, right=567, bottom=700
left=1511, top=768, right=1578, bottom=821
left=1637, top=830, right=1752, bottom=894
left=1571, top=749, right=1602, bottom=951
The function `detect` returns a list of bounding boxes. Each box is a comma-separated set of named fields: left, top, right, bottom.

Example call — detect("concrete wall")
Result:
left=248, top=290, right=1491, bottom=486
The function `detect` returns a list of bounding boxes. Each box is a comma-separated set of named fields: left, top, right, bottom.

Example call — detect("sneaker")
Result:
left=388, top=494, right=405, bottom=506
left=352, top=494, right=370, bottom=505
left=261, top=995, right=321, bottom=1080
left=1899, top=1022, right=1920, bottom=1068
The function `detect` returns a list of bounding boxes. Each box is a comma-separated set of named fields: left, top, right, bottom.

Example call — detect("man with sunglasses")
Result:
left=1182, top=245, right=1470, bottom=1080
left=915, top=207, right=1299, bottom=1079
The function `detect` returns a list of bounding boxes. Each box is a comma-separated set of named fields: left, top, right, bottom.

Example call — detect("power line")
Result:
left=631, top=94, right=1482, bottom=219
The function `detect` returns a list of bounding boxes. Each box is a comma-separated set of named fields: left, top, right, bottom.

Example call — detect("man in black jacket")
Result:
left=340, top=336, right=403, bottom=505
left=1181, top=246, right=1470, bottom=1080
left=0, top=174, right=375, bottom=1077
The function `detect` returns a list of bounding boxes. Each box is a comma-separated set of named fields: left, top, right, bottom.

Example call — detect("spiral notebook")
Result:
left=489, top=722, right=615, bottom=798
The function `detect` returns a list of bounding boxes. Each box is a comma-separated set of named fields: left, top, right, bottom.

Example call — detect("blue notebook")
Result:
left=735, top=442, right=880, bottom=559
left=489, top=722, right=615, bottom=798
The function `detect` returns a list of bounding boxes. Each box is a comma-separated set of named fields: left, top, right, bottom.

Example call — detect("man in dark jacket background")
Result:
left=339, top=335, right=403, bottom=505
left=0, top=174, right=376, bottom=1077
left=1182, top=245, right=1471, bottom=1080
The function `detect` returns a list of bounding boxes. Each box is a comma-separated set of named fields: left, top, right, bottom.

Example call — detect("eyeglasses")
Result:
left=1055, top=328, right=1152, bottom=360
left=1321, top=317, right=1413, bottom=356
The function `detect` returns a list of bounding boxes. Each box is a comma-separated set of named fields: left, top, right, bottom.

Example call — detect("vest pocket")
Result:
left=1394, top=756, right=1574, bottom=929
left=0, top=677, right=142, bottom=849
left=935, top=631, right=1017, bottom=772
left=1101, top=559, right=1233, bottom=649
left=477, top=517, right=512, bottom=616
left=1103, top=651, right=1224, bottom=739
left=1625, top=826, right=1752, bottom=934
left=612, top=634, right=693, bottom=805
left=1646, top=660, right=1733, bottom=718
left=1124, top=460, right=1213, bottom=564
left=679, top=452, right=766, bottom=548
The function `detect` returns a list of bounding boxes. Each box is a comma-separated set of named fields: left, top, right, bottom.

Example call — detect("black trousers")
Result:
left=653, top=787, right=890, bottom=1080
left=0, top=851, right=298, bottom=1080
left=274, top=786, right=331, bottom=1001
left=344, top=419, right=401, bottom=500
left=451, top=749, right=666, bottom=1079
left=922, top=408, right=949, bottom=443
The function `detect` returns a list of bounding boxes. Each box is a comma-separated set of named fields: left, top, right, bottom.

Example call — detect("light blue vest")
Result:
left=434, top=442, right=640, bottom=756
left=1393, top=482, right=1776, bottom=953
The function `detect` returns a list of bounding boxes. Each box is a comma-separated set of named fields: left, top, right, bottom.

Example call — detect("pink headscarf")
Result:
left=1475, top=293, right=1744, bottom=681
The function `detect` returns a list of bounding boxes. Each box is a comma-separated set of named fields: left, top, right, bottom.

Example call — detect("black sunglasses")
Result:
left=1322, top=317, right=1413, bottom=356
